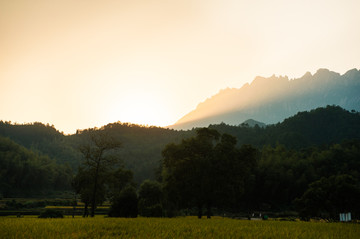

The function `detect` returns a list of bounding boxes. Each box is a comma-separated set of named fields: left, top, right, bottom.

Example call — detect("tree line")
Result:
left=73, top=128, right=360, bottom=220
left=1, top=105, right=359, bottom=185
left=1, top=106, right=360, bottom=219
left=0, top=136, right=73, bottom=197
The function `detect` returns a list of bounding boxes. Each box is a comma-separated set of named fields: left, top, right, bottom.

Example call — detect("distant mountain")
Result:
left=240, top=119, right=266, bottom=128
left=172, top=68, right=360, bottom=129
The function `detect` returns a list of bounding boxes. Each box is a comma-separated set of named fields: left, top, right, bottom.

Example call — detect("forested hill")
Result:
left=73, top=124, right=194, bottom=182
left=209, top=105, right=360, bottom=149
left=0, top=136, right=73, bottom=197
left=0, top=121, right=194, bottom=183
left=1, top=105, right=360, bottom=184
left=0, top=122, right=80, bottom=169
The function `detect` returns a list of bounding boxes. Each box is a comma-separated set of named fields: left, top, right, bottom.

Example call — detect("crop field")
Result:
left=0, top=216, right=359, bottom=239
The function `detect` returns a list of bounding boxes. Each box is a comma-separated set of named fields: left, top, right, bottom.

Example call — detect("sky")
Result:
left=1, top=0, right=360, bottom=134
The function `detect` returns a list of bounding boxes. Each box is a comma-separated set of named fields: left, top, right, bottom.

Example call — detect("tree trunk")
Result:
left=206, top=203, right=211, bottom=219
left=90, top=159, right=101, bottom=217
left=198, top=204, right=203, bottom=219
left=90, top=173, right=98, bottom=217
left=83, top=202, right=89, bottom=217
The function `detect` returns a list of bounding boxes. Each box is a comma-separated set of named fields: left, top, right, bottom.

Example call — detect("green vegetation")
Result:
left=295, top=175, right=360, bottom=220
left=138, top=180, right=163, bottom=217
left=108, top=185, right=138, bottom=218
left=0, top=136, right=73, bottom=197
left=162, top=128, right=257, bottom=218
left=209, top=105, right=360, bottom=149
left=38, top=209, right=63, bottom=218
left=1, top=105, right=359, bottom=187
left=0, top=217, right=359, bottom=239
left=0, top=121, right=80, bottom=168
left=250, top=140, right=360, bottom=216
left=1, top=106, right=360, bottom=221
left=76, top=130, right=123, bottom=217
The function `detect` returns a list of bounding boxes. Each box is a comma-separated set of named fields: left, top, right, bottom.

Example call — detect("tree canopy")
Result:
left=0, top=136, right=72, bottom=197
left=162, top=128, right=257, bottom=218
left=77, top=130, right=123, bottom=217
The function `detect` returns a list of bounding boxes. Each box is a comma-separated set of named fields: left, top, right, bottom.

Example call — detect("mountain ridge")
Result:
left=171, top=68, right=360, bottom=129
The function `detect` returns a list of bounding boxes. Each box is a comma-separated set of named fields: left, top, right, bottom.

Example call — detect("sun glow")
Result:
left=1, top=0, right=360, bottom=134
left=103, top=87, right=173, bottom=128
left=116, top=100, right=171, bottom=127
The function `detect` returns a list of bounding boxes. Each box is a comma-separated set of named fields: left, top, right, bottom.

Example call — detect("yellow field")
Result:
left=0, top=216, right=359, bottom=239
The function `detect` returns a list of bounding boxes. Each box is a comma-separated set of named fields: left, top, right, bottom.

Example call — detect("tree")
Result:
left=295, top=174, right=360, bottom=220
left=78, top=130, right=122, bottom=217
left=38, top=209, right=64, bottom=218
left=108, top=185, right=138, bottom=218
left=72, top=167, right=106, bottom=217
left=0, top=136, right=73, bottom=197
left=138, top=180, right=163, bottom=217
left=162, top=128, right=257, bottom=218
left=107, top=166, right=135, bottom=201
left=162, top=128, right=219, bottom=218
left=213, top=137, right=257, bottom=211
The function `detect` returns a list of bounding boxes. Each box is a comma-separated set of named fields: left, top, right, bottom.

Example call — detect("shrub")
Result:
left=139, top=202, right=163, bottom=217
left=108, top=185, right=138, bottom=218
left=38, top=209, right=64, bottom=218
left=138, top=180, right=163, bottom=217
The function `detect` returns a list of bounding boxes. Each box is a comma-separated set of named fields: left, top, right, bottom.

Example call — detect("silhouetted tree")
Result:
left=138, top=180, right=163, bottom=217
left=107, top=166, right=135, bottom=201
left=295, top=174, right=360, bottom=220
left=72, top=167, right=106, bottom=217
left=162, top=128, right=257, bottom=218
left=108, top=185, right=138, bottom=218
left=78, top=130, right=122, bottom=217
left=0, top=136, right=72, bottom=197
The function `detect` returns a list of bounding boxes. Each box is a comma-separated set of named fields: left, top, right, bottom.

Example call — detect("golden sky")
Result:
left=1, top=0, right=359, bottom=134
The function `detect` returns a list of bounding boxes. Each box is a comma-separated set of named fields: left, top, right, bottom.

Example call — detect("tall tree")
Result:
left=138, top=180, right=163, bottom=217
left=108, top=185, right=138, bottom=218
left=162, top=128, right=257, bottom=218
left=78, top=130, right=122, bottom=217
left=72, top=167, right=106, bottom=217
left=295, top=174, right=360, bottom=220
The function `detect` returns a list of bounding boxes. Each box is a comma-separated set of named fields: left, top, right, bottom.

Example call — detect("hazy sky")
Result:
left=1, top=0, right=359, bottom=134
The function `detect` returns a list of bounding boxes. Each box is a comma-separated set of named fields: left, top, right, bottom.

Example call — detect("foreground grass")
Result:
left=0, top=216, right=359, bottom=239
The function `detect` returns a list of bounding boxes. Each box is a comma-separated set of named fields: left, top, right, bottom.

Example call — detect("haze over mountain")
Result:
left=240, top=119, right=266, bottom=128
left=172, top=68, right=360, bottom=129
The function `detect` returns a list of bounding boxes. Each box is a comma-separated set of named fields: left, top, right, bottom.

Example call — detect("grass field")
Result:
left=0, top=216, right=359, bottom=239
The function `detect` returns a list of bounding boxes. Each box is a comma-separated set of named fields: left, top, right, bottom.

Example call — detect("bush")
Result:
left=5, top=200, right=23, bottom=209
left=138, top=202, right=163, bottom=217
left=38, top=209, right=64, bottom=218
left=108, top=186, right=138, bottom=218
left=138, top=180, right=163, bottom=217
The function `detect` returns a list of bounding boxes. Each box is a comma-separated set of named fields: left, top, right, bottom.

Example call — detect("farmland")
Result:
left=0, top=216, right=359, bottom=239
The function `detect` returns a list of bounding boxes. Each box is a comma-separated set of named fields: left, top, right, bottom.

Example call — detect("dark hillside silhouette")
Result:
left=1, top=106, right=359, bottom=188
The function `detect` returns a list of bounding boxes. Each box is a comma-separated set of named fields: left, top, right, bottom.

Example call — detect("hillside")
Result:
left=1, top=106, right=360, bottom=186
left=0, top=121, right=194, bottom=184
left=209, top=105, right=360, bottom=149
left=0, top=136, right=73, bottom=197
left=172, top=68, right=360, bottom=129
left=0, top=122, right=80, bottom=168
left=72, top=123, right=194, bottom=183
